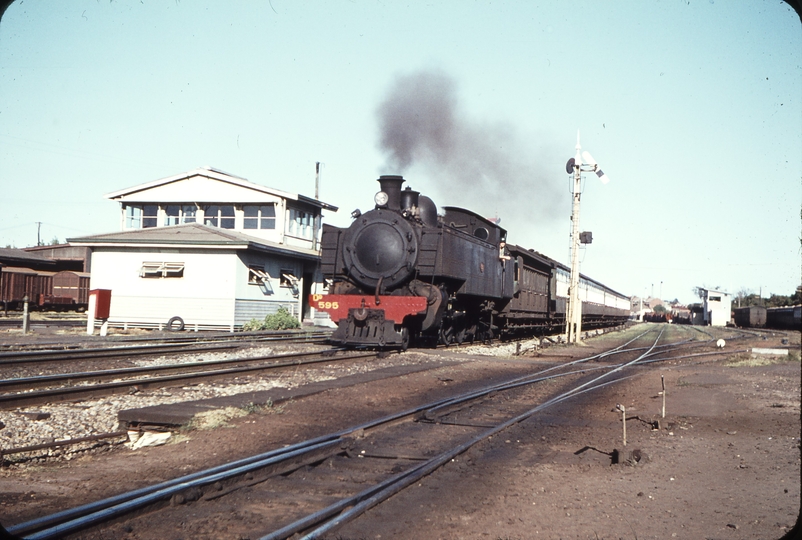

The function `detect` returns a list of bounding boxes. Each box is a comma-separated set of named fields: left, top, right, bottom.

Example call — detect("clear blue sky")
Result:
left=1, top=0, right=799, bottom=304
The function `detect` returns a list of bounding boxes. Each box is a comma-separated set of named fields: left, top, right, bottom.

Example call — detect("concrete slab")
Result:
left=118, top=362, right=455, bottom=427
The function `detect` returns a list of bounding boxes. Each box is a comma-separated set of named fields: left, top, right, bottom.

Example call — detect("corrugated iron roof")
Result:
left=0, top=248, right=57, bottom=268
left=67, top=223, right=320, bottom=261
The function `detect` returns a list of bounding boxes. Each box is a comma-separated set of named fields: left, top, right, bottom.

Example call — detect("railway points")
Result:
left=3, top=323, right=796, bottom=539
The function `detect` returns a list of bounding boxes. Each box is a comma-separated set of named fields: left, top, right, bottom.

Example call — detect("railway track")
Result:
left=0, top=347, right=371, bottom=410
left=0, top=328, right=332, bottom=353
left=4, top=325, right=743, bottom=540
left=0, top=318, right=85, bottom=328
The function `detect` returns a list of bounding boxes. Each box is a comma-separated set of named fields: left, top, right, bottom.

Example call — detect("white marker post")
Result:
left=615, top=403, right=627, bottom=446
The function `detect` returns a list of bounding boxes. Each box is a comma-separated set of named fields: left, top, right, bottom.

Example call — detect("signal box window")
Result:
left=244, top=205, right=276, bottom=230
left=280, top=270, right=300, bottom=287
left=249, top=266, right=274, bottom=295
left=164, top=205, right=180, bottom=226
left=287, top=209, right=314, bottom=240
left=248, top=266, right=269, bottom=284
left=140, top=262, right=185, bottom=278
left=204, top=205, right=235, bottom=229
left=125, top=205, right=143, bottom=228
left=142, top=205, right=158, bottom=228
left=181, top=205, right=197, bottom=224
left=164, top=205, right=198, bottom=226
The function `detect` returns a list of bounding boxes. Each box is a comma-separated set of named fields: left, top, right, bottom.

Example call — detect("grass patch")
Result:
left=242, top=399, right=285, bottom=415
left=181, top=400, right=285, bottom=432
left=187, top=407, right=248, bottom=431
left=726, top=351, right=796, bottom=367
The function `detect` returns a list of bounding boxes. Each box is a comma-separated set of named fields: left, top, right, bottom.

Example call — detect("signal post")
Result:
left=564, top=133, right=609, bottom=343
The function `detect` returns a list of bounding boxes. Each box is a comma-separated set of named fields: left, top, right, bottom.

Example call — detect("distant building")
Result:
left=69, top=167, right=337, bottom=331
left=23, top=244, right=92, bottom=272
left=698, top=288, right=732, bottom=326
left=0, top=248, right=57, bottom=272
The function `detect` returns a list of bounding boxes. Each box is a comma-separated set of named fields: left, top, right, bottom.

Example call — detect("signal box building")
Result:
left=68, top=167, right=337, bottom=331
left=699, top=288, right=732, bottom=327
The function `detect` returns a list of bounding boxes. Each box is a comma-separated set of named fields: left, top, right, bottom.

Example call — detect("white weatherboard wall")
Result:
left=89, top=247, right=309, bottom=330
left=89, top=248, right=239, bottom=328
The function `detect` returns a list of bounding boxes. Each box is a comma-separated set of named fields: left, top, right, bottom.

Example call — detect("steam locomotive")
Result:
left=311, top=175, right=629, bottom=349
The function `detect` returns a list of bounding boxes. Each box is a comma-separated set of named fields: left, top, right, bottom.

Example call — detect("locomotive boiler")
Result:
left=311, top=175, right=629, bottom=349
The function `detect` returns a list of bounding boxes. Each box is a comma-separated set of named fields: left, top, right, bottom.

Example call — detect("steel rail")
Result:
left=0, top=330, right=332, bottom=355
left=0, top=342, right=242, bottom=366
left=9, top=350, right=614, bottom=538
left=421, top=326, right=683, bottom=420
left=0, top=333, right=331, bottom=364
left=15, top=439, right=347, bottom=540
left=7, top=381, right=481, bottom=538
left=0, top=350, right=370, bottom=410
left=0, top=431, right=129, bottom=463
left=0, top=346, right=351, bottom=393
left=7, top=326, right=689, bottom=539
left=282, top=330, right=670, bottom=539
left=272, top=376, right=636, bottom=540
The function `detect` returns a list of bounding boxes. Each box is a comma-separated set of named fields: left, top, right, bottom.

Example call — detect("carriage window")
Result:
left=474, top=227, right=489, bottom=240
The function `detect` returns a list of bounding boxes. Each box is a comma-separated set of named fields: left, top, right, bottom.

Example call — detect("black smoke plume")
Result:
left=376, top=69, right=565, bottom=238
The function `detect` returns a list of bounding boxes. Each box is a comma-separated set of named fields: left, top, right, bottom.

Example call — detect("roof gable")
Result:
left=105, top=166, right=336, bottom=210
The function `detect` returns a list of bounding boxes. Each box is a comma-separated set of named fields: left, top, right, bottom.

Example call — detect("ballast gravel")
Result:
left=0, top=343, right=445, bottom=464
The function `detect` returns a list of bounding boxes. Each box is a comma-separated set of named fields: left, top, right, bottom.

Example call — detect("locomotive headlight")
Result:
left=374, top=191, right=389, bottom=207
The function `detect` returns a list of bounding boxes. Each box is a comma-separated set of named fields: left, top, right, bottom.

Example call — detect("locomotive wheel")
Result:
left=400, top=327, right=410, bottom=352
left=439, top=326, right=455, bottom=346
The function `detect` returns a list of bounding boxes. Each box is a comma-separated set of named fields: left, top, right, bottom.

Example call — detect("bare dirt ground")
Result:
left=1, top=324, right=799, bottom=540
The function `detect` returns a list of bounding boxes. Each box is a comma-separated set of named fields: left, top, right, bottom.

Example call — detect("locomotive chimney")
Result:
left=378, top=175, right=404, bottom=210
left=400, top=186, right=420, bottom=211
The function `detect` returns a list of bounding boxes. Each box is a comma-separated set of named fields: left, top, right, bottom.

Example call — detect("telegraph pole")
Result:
left=314, top=162, right=320, bottom=200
